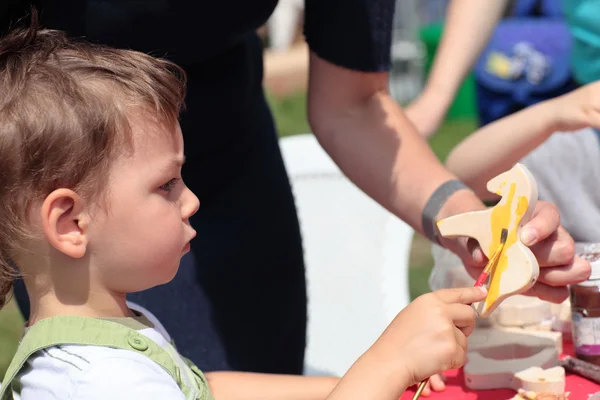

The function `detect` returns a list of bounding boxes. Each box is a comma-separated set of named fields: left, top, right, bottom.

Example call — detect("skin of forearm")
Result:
left=309, top=74, right=484, bottom=233
left=425, top=0, right=510, bottom=99
left=445, top=101, right=556, bottom=199
left=323, top=351, right=411, bottom=400
left=205, top=372, right=339, bottom=400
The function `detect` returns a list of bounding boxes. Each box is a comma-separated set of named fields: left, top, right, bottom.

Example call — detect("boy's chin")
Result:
left=127, top=262, right=181, bottom=293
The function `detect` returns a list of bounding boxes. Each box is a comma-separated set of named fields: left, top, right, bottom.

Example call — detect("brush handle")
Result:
left=474, top=271, right=489, bottom=288
left=412, top=378, right=429, bottom=400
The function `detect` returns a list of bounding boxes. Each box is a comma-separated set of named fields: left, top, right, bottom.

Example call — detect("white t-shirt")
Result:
left=14, top=302, right=201, bottom=400
left=520, top=127, right=600, bottom=242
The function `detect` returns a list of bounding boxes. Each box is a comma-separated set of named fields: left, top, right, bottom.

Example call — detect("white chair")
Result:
left=266, top=0, right=304, bottom=52
left=279, top=134, right=414, bottom=377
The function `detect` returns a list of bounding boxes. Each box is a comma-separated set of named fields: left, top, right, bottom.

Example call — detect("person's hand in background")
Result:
left=548, top=81, right=600, bottom=132
left=405, top=86, right=453, bottom=139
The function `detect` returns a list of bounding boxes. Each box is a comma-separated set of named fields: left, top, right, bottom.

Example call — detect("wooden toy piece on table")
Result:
left=465, top=328, right=563, bottom=391
left=493, top=294, right=553, bottom=329
left=513, top=367, right=565, bottom=394
left=437, top=163, right=539, bottom=317
left=511, top=389, right=570, bottom=399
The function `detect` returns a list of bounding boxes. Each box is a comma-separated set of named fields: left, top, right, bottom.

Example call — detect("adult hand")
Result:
left=549, top=81, right=600, bottom=132
left=405, top=89, right=452, bottom=139
left=441, top=201, right=591, bottom=303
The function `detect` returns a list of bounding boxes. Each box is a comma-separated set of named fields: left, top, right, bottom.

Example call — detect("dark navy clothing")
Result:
left=6, top=0, right=396, bottom=373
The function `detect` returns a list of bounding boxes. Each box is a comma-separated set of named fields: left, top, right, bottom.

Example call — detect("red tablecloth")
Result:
left=400, top=341, right=600, bottom=399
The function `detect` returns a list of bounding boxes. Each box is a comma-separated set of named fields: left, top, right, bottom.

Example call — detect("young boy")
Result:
left=445, top=81, right=600, bottom=243
left=0, top=13, right=488, bottom=400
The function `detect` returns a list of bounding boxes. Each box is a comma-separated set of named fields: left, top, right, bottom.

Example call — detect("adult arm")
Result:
left=446, top=102, right=556, bottom=200
left=405, top=0, right=511, bottom=137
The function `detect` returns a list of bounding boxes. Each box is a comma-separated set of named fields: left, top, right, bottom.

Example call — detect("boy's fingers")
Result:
left=436, top=286, right=488, bottom=305
left=447, top=303, right=477, bottom=329
left=429, top=374, right=447, bottom=392
left=453, top=326, right=468, bottom=351
left=459, top=322, right=477, bottom=338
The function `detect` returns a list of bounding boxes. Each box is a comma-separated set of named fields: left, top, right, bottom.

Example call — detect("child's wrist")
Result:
left=541, top=98, right=568, bottom=134
left=359, top=347, right=413, bottom=391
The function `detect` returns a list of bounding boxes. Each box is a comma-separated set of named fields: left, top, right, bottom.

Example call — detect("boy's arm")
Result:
left=445, top=102, right=557, bottom=200
left=205, top=372, right=339, bottom=400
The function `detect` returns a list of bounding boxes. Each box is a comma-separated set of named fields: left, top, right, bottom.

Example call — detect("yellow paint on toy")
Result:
left=484, top=181, right=529, bottom=311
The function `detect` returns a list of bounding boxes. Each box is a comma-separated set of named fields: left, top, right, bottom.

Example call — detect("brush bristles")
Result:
left=500, top=228, right=508, bottom=244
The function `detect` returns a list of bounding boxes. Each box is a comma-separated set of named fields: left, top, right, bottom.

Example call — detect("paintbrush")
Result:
left=412, top=228, right=508, bottom=400
left=474, top=228, right=509, bottom=287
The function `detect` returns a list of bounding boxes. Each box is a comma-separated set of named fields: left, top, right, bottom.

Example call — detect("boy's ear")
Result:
left=40, top=189, right=89, bottom=258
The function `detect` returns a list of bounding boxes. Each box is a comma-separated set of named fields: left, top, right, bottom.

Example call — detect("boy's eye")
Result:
left=159, top=178, right=179, bottom=192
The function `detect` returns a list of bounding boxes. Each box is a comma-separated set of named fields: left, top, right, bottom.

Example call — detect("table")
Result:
left=400, top=341, right=600, bottom=399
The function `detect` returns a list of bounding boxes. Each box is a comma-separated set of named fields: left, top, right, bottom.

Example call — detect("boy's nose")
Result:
left=181, top=186, right=200, bottom=219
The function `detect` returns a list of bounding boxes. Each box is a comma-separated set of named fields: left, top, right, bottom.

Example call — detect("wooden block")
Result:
left=512, top=389, right=571, bottom=399
left=437, top=163, right=539, bottom=317
left=494, top=326, right=562, bottom=355
left=468, top=328, right=557, bottom=353
left=494, top=295, right=553, bottom=327
left=512, top=366, right=565, bottom=394
left=465, top=328, right=559, bottom=390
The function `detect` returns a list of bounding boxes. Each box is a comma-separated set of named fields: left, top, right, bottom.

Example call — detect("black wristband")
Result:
left=422, top=180, right=470, bottom=244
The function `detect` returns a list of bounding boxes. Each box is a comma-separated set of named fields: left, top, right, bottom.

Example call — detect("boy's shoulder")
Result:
left=10, top=306, right=190, bottom=399
left=17, top=342, right=186, bottom=399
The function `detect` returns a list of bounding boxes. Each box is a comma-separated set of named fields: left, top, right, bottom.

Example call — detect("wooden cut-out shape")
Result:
left=512, top=366, right=565, bottom=394
left=494, top=295, right=553, bottom=327
left=494, top=326, right=562, bottom=355
left=437, top=163, right=539, bottom=317
left=512, top=389, right=570, bottom=400
left=465, top=328, right=559, bottom=390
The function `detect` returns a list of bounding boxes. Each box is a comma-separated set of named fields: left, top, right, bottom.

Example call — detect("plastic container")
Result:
left=571, top=243, right=600, bottom=365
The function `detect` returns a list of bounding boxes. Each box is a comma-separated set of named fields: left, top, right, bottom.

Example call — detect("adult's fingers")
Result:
left=537, top=256, right=591, bottom=286
left=520, top=201, right=561, bottom=247
left=527, top=225, right=575, bottom=267
left=522, top=281, right=570, bottom=304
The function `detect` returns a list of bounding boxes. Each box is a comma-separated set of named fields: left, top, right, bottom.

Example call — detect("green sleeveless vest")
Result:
left=0, top=316, right=214, bottom=400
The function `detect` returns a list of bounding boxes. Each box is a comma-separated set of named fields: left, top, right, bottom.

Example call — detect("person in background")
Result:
left=407, top=0, right=599, bottom=138
left=446, top=80, right=600, bottom=243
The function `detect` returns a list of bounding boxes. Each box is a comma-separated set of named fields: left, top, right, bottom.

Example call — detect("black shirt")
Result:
left=0, top=0, right=396, bottom=196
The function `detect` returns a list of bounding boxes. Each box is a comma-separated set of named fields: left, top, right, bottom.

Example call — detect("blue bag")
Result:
left=473, top=0, right=577, bottom=126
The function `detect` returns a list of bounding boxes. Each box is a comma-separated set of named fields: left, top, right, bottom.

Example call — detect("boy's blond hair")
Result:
left=0, top=11, right=187, bottom=308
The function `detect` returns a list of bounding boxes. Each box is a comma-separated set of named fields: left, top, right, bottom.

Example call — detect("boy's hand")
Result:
left=370, top=287, right=487, bottom=388
left=418, top=373, right=447, bottom=397
left=550, top=81, right=600, bottom=132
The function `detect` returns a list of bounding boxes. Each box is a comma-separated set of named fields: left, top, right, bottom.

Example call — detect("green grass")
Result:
left=0, top=91, right=477, bottom=379
left=267, top=91, right=310, bottom=137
